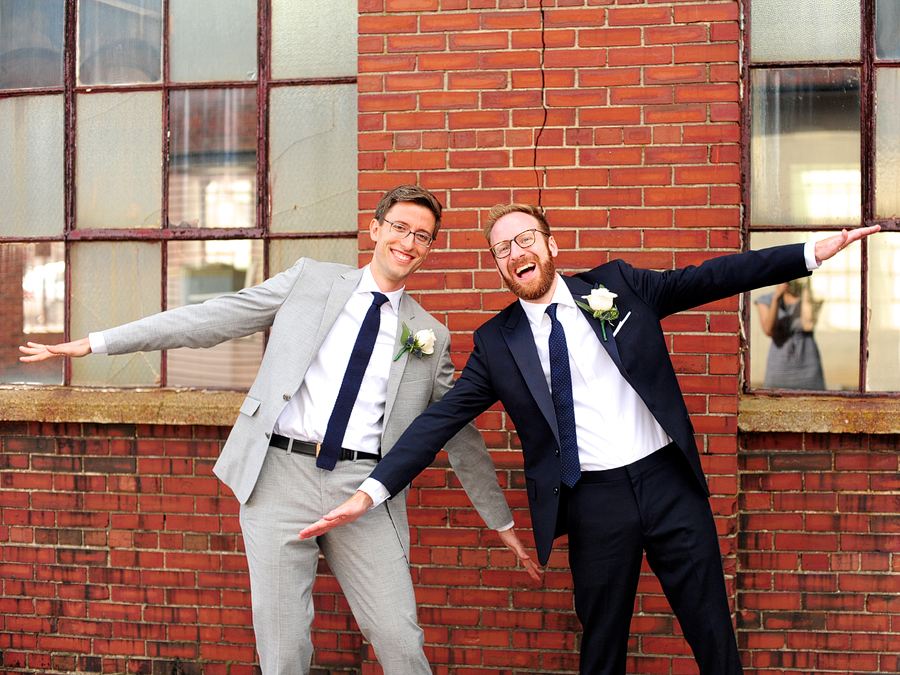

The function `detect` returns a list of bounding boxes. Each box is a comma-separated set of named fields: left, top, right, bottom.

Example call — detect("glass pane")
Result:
left=271, top=0, right=356, bottom=79
left=269, top=84, right=357, bottom=234
left=269, top=238, right=358, bottom=275
left=0, top=242, right=65, bottom=385
left=0, top=95, right=64, bottom=236
left=166, top=240, right=263, bottom=388
left=751, top=68, right=861, bottom=227
left=877, top=0, right=900, bottom=60
left=749, top=232, right=861, bottom=392
left=876, top=69, right=900, bottom=218
left=70, top=241, right=161, bottom=386
left=866, top=232, right=900, bottom=391
left=169, top=0, right=257, bottom=83
left=0, top=0, right=65, bottom=90
left=77, top=0, right=162, bottom=86
left=750, top=0, right=859, bottom=62
left=168, top=89, right=257, bottom=229
left=76, top=92, right=162, bottom=229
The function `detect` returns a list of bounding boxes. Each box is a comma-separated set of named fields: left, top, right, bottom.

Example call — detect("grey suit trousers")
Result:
left=240, top=447, right=430, bottom=675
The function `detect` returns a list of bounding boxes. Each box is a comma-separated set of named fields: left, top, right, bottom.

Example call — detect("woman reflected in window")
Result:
left=755, top=278, right=826, bottom=390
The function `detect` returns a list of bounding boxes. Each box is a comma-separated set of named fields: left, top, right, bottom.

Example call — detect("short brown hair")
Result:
left=374, top=185, right=443, bottom=238
left=483, top=203, right=551, bottom=243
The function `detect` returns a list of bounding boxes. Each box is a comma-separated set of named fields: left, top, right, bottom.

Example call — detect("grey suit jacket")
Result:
left=102, top=258, right=513, bottom=549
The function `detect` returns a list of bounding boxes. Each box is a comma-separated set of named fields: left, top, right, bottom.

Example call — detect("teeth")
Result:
left=516, top=262, right=536, bottom=278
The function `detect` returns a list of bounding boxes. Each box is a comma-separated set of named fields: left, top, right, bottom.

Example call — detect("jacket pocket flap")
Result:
left=240, top=396, right=261, bottom=417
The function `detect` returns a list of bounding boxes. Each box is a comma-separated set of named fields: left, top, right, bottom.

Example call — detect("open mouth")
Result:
left=391, top=248, right=414, bottom=264
left=514, top=261, right=536, bottom=279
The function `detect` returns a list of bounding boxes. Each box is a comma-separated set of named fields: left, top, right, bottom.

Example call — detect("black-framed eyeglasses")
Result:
left=489, top=229, right=547, bottom=259
left=384, top=219, right=435, bottom=247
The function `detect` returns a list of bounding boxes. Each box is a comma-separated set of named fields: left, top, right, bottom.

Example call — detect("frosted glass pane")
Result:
left=0, top=95, right=64, bottom=236
left=877, top=0, right=900, bottom=60
left=876, top=70, right=900, bottom=218
left=269, top=84, right=357, bottom=234
left=0, top=242, right=65, bottom=385
left=166, top=239, right=263, bottom=388
left=867, top=232, right=900, bottom=391
left=271, top=0, right=356, bottom=79
left=750, top=0, right=859, bottom=62
left=169, top=0, right=257, bottom=83
left=749, top=232, right=861, bottom=392
left=77, top=0, right=162, bottom=86
left=0, top=0, right=65, bottom=89
left=70, top=242, right=161, bottom=386
left=269, top=238, right=357, bottom=275
left=76, top=92, right=162, bottom=229
left=168, top=89, right=257, bottom=228
left=751, top=69, right=861, bottom=227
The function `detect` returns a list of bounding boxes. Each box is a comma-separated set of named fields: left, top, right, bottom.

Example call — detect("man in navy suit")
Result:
left=301, top=204, right=878, bottom=675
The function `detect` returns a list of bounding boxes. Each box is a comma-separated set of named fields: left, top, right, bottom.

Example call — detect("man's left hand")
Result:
left=814, top=224, right=881, bottom=264
left=497, top=528, right=543, bottom=583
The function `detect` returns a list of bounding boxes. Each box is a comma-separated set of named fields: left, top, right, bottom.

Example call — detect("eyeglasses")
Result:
left=489, top=229, right=548, bottom=259
left=384, top=219, right=435, bottom=247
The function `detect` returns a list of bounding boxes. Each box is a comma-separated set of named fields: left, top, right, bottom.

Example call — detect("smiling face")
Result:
left=489, top=211, right=559, bottom=303
left=369, top=201, right=436, bottom=292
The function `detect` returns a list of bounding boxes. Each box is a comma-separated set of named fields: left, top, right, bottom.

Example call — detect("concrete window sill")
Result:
left=738, top=394, right=900, bottom=435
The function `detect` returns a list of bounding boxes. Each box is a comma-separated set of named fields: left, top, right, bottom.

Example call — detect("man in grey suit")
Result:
left=21, top=185, right=539, bottom=675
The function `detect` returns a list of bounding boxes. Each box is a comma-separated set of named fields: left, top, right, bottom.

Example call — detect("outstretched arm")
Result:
left=19, top=337, right=91, bottom=362
left=814, top=224, right=881, bottom=264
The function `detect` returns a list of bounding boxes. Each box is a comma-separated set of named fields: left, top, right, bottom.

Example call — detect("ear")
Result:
left=368, top=218, right=380, bottom=243
left=548, top=235, right=559, bottom=258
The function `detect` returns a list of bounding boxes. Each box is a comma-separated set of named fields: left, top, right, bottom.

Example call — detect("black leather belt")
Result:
left=269, top=433, right=380, bottom=462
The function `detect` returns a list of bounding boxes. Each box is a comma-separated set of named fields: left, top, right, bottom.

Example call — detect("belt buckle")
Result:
left=285, top=437, right=293, bottom=455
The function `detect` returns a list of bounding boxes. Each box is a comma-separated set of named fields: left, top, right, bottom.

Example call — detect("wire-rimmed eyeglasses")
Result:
left=384, top=219, right=435, bottom=247
left=489, top=229, right=548, bottom=259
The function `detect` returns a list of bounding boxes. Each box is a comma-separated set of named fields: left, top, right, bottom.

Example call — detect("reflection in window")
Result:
left=750, top=232, right=861, bottom=392
left=166, top=240, right=263, bottom=388
left=0, top=0, right=65, bottom=90
left=168, top=88, right=257, bottom=229
left=77, top=0, right=162, bottom=86
left=0, top=243, right=65, bottom=385
left=751, top=68, right=860, bottom=226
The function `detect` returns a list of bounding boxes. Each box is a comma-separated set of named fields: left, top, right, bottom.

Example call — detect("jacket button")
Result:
left=553, top=487, right=559, bottom=495
left=265, top=432, right=271, bottom=439
left=283, top=394, right=291, bottom=401
left=555, top=449, right=560, bottom=456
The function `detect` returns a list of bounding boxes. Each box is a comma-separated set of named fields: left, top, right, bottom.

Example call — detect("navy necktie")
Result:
left=318, top=292, right=389, bottom=471
left=546, top=303, right=581, bottom=488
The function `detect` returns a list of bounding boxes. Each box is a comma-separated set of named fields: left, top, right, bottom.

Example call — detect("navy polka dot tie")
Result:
left=318, top=292, right=389, bottom=471
left=546, top=304, right=581, bottom=488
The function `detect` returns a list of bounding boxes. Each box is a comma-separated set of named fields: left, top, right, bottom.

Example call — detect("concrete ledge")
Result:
left=0, top=386, right=244, bottom=427
left=738, top=395, right=900, bottom=434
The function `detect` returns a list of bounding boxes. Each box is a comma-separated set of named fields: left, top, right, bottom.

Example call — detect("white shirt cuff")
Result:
left=496, top=520, right=515, bottom=532
left=88, top=332, right=108, bottom=354
left=804, top=242, right=820, bottom=271
left=359, top=477, right=391, bottom=509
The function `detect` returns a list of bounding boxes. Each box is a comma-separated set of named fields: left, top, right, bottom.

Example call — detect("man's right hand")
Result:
left=298, top=490, right=373, bottom=539
left=19, top=337, right=91, bottom=362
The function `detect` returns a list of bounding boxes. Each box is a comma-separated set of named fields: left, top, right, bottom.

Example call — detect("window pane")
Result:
left=0, top=95, right=64, bottom=236
left=166, top=240, right=263, bottom=388
left=76, top=92, right=162, bottom=230
left=169, top=0, right=257, bottom=83
left=751, top=68, right=861, bottom=227
left=866, top=233, right=900, bottom=391
left=876, top=69, right=900, bottom=218
left=269, top=238, right=358, bottom=275
left=877, top=0, right=900, bottom=60
left=0, top=0, right=64, bottom=90
left=750, top=0, right=860, bottom=62
left=749, top=232, right=861, bottom=392
left=271, top=0, right=356, bottom=79
left=0, top=242, right=65, bottom=385
left=168, top=89, right=257, bottom=229
left=77, top=0, right=162, bottom=86
left=70, top=241, right=161, bottom=386
left=269, top=84, right=357, bottom=234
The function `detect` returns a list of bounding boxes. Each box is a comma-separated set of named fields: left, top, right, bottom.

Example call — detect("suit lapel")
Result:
left=500, top=303, right=561, bottom=447
left=313, top=268, right=363, bottom=356
left=384, top=293, right=415, bottom=425
left=564, top=275, right=630, bottom=381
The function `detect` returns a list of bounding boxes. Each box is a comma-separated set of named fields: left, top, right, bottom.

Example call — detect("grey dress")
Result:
left=755, top=292, right=825, bottom=390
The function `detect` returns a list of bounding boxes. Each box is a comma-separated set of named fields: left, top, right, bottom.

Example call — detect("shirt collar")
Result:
left=359, top=265, right=403, bottom=312
left=519, top=275, right=576, bottom=329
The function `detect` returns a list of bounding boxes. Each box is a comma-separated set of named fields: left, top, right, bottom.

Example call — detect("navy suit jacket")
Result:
left=371, top=244, right=810, bottom=565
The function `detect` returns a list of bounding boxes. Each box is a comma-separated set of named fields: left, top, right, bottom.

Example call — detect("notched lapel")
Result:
left=501, top=304, right=560, bottom=447
left=384, top=294, right=414, bottom=425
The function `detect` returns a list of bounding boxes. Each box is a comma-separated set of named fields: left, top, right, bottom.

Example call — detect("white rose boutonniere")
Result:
left=575, top=285, right=620, bottom=341
left=394, top=322, right=437, bottom=361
